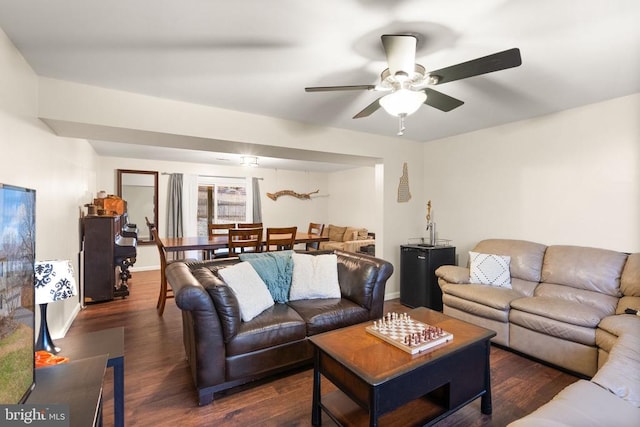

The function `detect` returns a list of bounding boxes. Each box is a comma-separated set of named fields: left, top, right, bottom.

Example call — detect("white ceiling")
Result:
left=1, top=0, right=639, bottom=170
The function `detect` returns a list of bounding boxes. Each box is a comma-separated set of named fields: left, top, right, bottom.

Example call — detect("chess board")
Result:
left=365, top=312, right=454, bottom=355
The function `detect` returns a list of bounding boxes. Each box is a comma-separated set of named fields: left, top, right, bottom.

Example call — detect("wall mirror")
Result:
left=117, top=169, right=158, bottom=244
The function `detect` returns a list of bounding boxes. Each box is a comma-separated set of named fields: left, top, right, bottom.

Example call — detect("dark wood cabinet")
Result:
left=82, top=215, right=121, bottom=303
left=400, top=245, right=456, bottom=311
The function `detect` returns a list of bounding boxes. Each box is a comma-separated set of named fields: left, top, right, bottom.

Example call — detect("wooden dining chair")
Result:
left=237, top=222, right=263, bottom=229
left=306, top=222, right=325, bottom=250
left=228, top=227, right=263, bottom=256
left=207, top=223, right=235, bottom=259
left=151, top=227, right=174, bottom=316
left=265, top=226, right=297, bottom=251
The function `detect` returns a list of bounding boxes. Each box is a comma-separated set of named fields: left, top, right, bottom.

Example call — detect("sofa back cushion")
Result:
left=541, top=246, right=627, bottom=297
left=336, top=252, right=380, bottom=310
left=327, top=225, right=347, bottom=242
left=619, top=252, right=640, bottom=314
left=191, top=267, right=241, bottom=342
left=472, top=239, right=547, bottom=283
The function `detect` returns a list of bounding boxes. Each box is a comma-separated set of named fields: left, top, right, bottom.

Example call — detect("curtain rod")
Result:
left=161, top=172, right=263, bottom=180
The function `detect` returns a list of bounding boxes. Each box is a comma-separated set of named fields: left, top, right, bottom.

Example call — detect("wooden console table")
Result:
left=27, top=355, right=108, bottom=427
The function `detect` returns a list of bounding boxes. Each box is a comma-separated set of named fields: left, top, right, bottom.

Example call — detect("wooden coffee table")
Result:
left=309, top=307, right=496, bottom=426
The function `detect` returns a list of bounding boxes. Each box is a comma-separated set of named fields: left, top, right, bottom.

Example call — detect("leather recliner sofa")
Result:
left=436, top=239, right=640, bottom=426
left=165, top=250, right=393, bottom=405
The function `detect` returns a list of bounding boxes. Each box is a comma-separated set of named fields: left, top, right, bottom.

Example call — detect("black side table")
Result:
left=56, top=327, right=125, bottom=427
left=28, top=355, right=108, bottom=427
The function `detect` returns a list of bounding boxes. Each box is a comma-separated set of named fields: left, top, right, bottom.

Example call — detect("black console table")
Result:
left=56, top=327, right=125, bottom=427
left=27, top=355, right=108, bottom=427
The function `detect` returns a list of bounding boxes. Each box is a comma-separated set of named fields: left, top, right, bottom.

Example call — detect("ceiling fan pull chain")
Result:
left=397, top=114, right=406, bottom=136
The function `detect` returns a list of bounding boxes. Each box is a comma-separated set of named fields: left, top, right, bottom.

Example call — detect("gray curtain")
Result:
left=252, top=177, right=262, bottom=223
left=167, top=173, right=183, bottom=238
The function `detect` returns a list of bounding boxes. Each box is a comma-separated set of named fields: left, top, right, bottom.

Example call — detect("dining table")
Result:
left=161, top=232, right=328, bottom=254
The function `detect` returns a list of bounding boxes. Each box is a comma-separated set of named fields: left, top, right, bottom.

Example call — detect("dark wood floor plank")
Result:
left=67, top=269, right=577, bottom=426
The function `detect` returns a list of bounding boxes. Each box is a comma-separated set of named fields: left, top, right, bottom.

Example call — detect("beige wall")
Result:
left=423, top=93, right=640, bottom=266
left=0, top=28, right=97, bottom=338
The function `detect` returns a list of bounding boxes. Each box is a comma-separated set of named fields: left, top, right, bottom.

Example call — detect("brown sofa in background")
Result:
left=318, top=224, right=375, bottom=253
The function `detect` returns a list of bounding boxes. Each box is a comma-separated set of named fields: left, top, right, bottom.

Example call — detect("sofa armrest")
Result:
left=165, top=262, right=226, bottom=391
left=335, top=250, right=394, bottom=320
left=435, top=265, right=470, bottom=284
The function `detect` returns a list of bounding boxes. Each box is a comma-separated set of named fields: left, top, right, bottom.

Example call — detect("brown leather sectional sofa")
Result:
left=165, top=250, right=393, bottom=405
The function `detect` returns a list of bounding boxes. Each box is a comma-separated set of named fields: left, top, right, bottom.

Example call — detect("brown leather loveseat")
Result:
left=165, top=250, right=393, bottom=405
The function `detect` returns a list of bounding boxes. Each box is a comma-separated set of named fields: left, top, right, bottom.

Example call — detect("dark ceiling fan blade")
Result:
left=381, top=34, right=417, bottom=76
left=305, top=85, right=376, bottom=92
left=429, top=48, right=522, bottom=85
left=423, top=88, right=464, bottom=112
left=353, top=98, right=382, bottom=119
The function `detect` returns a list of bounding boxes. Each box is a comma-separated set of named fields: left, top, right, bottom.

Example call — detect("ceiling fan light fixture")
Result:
left=240, top=156, right=259, bottom=167
left=379, top=89, right=426, bottom=117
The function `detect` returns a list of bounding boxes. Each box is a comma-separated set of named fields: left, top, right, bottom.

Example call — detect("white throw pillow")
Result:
left=218, top=262, right=274, bottom=321
left=469, top=251, right=512, bottom=288
left=289, top=253, right=341, bottom=300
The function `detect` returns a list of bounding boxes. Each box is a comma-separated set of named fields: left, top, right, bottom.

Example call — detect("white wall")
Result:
left=327, top=167, right=377, bottom=232
left=424, top=93, right=640, bottom=266
left=0, top=28, right=96, bottom=338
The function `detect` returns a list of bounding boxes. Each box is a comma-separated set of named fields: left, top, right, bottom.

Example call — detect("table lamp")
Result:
left=34, top=260, right=77, bottom=354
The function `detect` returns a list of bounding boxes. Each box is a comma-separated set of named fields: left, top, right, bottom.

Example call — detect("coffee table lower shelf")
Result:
left=320, top=388, right=479, bottom=426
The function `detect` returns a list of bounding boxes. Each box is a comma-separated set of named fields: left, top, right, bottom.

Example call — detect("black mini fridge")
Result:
left=400, top=245, right=456, bottom=311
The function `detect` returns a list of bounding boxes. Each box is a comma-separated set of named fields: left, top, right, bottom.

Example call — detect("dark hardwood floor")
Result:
left=67, top=269, right=578, bottom=426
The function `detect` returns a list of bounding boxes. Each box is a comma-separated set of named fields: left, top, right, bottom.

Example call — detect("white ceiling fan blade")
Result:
left=381, top=34, right=417, bottom=76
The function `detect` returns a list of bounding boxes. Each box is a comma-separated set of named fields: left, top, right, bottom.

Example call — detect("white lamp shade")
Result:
left=34, top=260, right=77, bottom=304
left=379, top=89, right=427, bottom=117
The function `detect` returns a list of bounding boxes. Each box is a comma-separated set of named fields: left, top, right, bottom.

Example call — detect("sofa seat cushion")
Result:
left=507, top=380, right=640, bottom=427
left=511, top=296, right=609, bottom=328
left=441, top=283, right=524, bottom=312
left=534, top=282, right=619, bottom=316
left=288, top=298, right=369, bottom=336
left=510, top=308, right=597, bottom=346
left=442, top=294, right=512, bottom=323
left=592, top=333, right=640, bottom=407
left=226, top=303, right=306, bottom=356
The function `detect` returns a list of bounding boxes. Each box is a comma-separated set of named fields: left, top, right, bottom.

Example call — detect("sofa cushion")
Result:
left=327, top=225, right=347, bottom=242
left=239, top=250, right=294, bottom=303
left=592, top=333, right=640, bottom=407
left=541, top=245, right=627, bottom=297
left=218, top=262, right=274, bottom=322
left=469, top=251, right=512, bottom=288
left=287, top=298, right=369, bottom=335
left=507, top=380, right=640, bottom=427
left=509, top=306, right=597, bottom=346
left=441, top=283, right=523, bottom=312
left=226, top=303, right=306, bottom=356
left=192, top=267, right=241, bottom=342
left=534, top=282, right=619, bottom=316
left=619, top=246, right=640, bottom=313
left=472, top=239, right=547, bottom=283
left=344, top=226, right=368, bottom=241
left=598, top=314, right=640, bottom=340
left=290, top=253, right=341, bottom=300
left=510, top=296, right=610, bottom=329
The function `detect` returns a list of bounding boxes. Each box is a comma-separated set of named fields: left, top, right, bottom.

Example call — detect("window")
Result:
left=196, top=177, right=250, bottom=236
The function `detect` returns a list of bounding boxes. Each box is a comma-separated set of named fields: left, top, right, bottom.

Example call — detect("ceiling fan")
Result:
left=305, top=34, right=522, bottom=135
